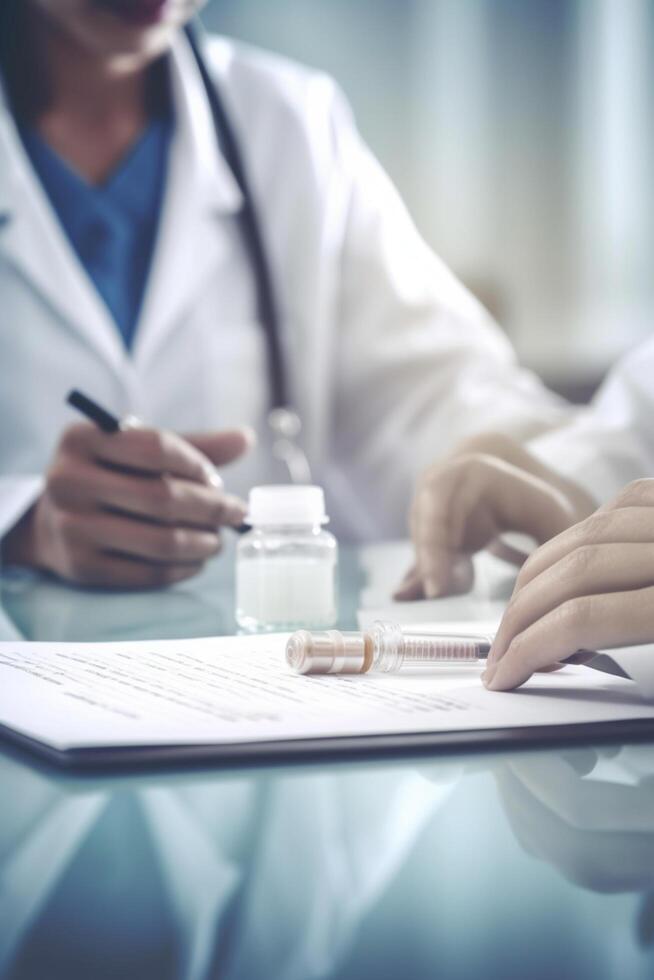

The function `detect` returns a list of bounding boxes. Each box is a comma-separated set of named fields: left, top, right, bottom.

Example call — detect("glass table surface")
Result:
left=0, top=543, right=653, bottom=980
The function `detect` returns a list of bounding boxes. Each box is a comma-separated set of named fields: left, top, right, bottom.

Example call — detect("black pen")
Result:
left=66, top=389, right=249, bottom=533
left=67, top=389, right=122, bottom=433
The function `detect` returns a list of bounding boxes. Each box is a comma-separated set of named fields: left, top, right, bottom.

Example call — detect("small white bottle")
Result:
left=236, top=485, right=338, bottom=632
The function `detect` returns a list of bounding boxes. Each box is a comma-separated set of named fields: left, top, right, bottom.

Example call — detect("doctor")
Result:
left=0, top=0, right=566, bottom=588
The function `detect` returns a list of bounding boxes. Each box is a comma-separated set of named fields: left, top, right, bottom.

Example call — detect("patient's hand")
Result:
left=484, top=479, right=654, bottom=691
left=394, top=434, right=595, bottom=600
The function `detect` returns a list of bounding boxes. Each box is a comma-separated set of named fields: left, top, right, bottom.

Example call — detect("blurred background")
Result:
left=204, top=0, right=654, bottom=402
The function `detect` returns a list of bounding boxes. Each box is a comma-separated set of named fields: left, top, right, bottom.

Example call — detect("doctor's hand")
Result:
left=394, top=434, right=595, bottom=601
left=483, top=478, right=654, bottom=691
left=3, top=423, right=253, bottom=588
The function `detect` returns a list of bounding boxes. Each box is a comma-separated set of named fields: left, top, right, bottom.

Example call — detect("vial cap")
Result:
left=245, top=485, right=328, bottom=527
left=286, top=629, right=366, bottom=674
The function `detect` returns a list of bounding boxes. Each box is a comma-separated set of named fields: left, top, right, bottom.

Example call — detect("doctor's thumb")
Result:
left=183, top=427, right=257, bottom=468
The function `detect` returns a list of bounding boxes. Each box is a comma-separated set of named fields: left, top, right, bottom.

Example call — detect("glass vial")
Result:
left=286, top=622, right=493, bottom=674
left=236, top=485, right=338, bottom=632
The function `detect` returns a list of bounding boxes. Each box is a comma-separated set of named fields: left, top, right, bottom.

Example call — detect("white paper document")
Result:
left=1, top=633, right=654, bottom=763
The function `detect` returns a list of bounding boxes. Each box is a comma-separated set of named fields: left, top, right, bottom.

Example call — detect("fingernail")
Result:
left=424, top=577, right=441, bottom=599
left=486, top=667, right=506, bottom=691
left=119, top=414, right=142, bottom=431
left=482, top=665, right=496, bottom=688
left=226, top=500, right=248, bottom=524
left=206, top=467, right=223, bottom=489
left=241, top=426, right=257, bottom=449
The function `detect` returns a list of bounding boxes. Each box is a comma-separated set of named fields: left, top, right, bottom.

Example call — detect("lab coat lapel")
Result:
left=133, top=33, right=243, bottom=368
left=0, top=106, right=127, bottom=375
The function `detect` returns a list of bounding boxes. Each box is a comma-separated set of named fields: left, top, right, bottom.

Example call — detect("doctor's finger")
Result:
left=393, top=559, right=473, bottom=601
left=410, top=458, right=575, bottom=596
left=490, top=542, right=654, bottom=667
left=70, top=512, right=223, bottom=564
left=99, top=473, right=246, bottom=528
left=513, top=506, right=654, bottom=594
left=408, top=462, right=493, bottom=596
left=62, top=424, right=218, bottom=484
left=415, top=544, right=474, bottom=597
left=393, top=566, right=425, bottom=601
left=484, top=585, right=654, bottom=691
left=460, top=460, right=579, bottom=544
left=49, top=460, right=247, bottom=529
left=183, top=428, right=257, bottom=467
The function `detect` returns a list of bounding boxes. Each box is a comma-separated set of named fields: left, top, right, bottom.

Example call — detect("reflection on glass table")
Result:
left=495, top=746, right=654, bottom=936
left=2, top=543, right=654, bottom=980
left=0, top=541, right=364, bottom=643
left=4, top=743, right=654, bottom=980
left=0, top=749, right=456, bottom=980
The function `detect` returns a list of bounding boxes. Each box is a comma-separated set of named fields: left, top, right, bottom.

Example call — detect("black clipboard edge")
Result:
left=3, top=716, right=654, bottom=774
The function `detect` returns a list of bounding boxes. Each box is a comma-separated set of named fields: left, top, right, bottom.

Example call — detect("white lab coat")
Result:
left=0, top=31, right=566, bottom=543
left=529, top=334, right=654, bottom=505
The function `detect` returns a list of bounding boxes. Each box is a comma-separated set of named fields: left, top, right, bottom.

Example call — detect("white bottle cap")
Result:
left=245, top=485, right=329, bottom=527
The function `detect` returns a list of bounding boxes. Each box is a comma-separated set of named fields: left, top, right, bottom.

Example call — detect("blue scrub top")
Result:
left=21, top=118, right=172, bottom=350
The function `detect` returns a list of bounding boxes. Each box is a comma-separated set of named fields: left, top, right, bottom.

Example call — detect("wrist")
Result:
left=2, top=503, right=39, bottom=568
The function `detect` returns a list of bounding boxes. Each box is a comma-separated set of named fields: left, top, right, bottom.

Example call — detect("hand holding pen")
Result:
left=2, top=391, right=254, bottom=589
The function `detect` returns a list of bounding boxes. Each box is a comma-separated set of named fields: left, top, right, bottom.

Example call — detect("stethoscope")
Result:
left=185, top=23, right=312, bottom=485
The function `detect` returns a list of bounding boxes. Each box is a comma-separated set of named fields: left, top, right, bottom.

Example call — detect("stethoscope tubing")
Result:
left=184, top=22, right=289, bottom=415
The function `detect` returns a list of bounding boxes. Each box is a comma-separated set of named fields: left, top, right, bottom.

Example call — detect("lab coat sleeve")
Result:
left=0, top=476, right=43, bottom=559
left=324, top=88, right=571, bottom=538
left=527, top=336, right=654, bottom=505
